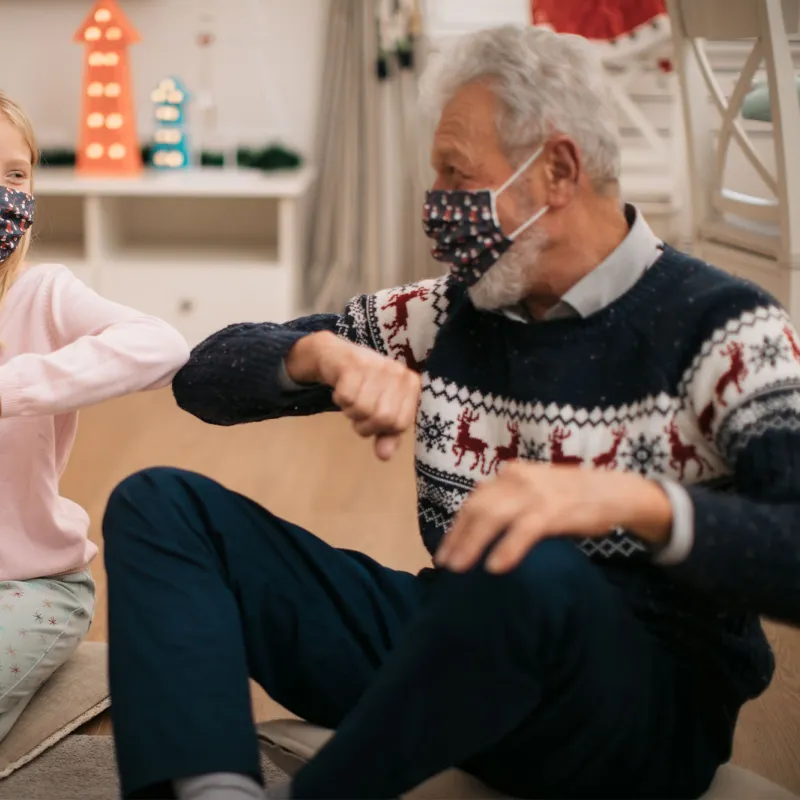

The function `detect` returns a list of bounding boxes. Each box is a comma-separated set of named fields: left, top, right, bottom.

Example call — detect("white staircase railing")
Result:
left=668, top=0, right=800, bottom=313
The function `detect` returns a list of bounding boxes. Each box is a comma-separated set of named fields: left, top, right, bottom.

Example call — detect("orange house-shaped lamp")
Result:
left=74, top=0, right=143, bottom=176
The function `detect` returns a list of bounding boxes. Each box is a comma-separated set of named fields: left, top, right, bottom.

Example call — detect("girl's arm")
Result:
left=0, top=266, right=189, bottom=417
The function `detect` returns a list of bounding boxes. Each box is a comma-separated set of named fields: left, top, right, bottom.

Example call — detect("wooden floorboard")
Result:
left=60, top=390, right=800, bottom=790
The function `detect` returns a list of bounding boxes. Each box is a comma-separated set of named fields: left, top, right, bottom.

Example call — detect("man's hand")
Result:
left=286, top=331, right=421, bottom=461
left=435, top=461, right=673, bottom=574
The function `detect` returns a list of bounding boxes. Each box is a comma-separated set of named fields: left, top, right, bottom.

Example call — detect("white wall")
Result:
left=422, top=0, right=530, bottom=38
left=0, top=0, right=330, bottom=155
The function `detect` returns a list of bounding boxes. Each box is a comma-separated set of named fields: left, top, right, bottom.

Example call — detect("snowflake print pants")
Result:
left=0, top=570, right=94, bottom=742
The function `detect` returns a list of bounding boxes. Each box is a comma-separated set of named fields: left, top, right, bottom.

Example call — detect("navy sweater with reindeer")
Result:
left=173, top=246, right=800, bottom=708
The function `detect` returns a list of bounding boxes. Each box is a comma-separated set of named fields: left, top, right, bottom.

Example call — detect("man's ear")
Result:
left=544, top=136, right=581, bottom=208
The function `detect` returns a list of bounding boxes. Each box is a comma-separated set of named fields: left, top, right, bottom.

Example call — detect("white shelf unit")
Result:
left=29, top=167, right=315, bottom=346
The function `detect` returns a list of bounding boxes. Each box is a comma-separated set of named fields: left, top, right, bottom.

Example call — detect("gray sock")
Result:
left=174, top=773, right=266, bottom=800
left=264, top=780, right=292, bottom=799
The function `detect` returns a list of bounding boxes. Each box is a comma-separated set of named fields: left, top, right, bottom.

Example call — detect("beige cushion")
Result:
left=703, top=764, right=799, bottom=799
left=257, top=719, right=800, bottom=800
left=0, top=642, right=110, bottom=779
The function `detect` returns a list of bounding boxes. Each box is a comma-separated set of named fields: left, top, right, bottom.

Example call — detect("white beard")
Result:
left=467, top=226, right=548, bottom=311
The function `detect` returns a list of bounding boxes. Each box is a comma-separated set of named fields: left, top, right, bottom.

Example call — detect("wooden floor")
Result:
left=65, top=388, right=431, bottom=734
left=63, top=389, right=800, bottom=791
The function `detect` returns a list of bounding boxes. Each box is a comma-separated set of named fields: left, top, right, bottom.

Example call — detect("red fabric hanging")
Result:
left=531, top=0, right=667, bottom=41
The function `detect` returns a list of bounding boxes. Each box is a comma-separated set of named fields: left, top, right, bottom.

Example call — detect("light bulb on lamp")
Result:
left=150, top=76, right=191, bottom=170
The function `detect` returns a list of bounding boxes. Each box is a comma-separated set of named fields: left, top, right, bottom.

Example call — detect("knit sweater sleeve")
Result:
left=172, top=276, right=450, bottom=425
left=666, top=288, right=800, bottom=623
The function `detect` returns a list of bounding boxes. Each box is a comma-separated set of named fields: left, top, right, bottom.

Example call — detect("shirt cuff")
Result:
left=277, top=359, right=313, bottom=392
left=651, top=479, right=695, bottom=566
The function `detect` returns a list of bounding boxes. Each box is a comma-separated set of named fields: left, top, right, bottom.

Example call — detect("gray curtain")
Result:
left=305, top=0, right=437, bottom=313
left=392, top=19, right=439, bottom=284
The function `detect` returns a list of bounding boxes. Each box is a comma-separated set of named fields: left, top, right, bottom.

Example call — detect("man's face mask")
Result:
left=422, top=147, right=549, bottom=287
left=0, top=187, right=34, bottom=265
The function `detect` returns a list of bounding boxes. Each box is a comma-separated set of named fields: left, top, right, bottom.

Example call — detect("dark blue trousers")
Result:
left=103, top=468, right=731, bottom=799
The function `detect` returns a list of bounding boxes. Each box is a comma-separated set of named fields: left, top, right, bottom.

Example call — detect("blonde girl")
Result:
left=0, top=92, right=188, bottom=739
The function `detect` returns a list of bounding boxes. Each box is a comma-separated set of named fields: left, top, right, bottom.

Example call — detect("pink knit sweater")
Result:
left=0, top=263, right=189, bottom=581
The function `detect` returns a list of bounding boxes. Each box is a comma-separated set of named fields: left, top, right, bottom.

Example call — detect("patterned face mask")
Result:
left=0, top=187, right=34, bottom=265
left=422, top=147, right=549, bottom=286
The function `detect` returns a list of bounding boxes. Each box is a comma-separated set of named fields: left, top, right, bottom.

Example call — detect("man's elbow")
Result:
left=171, top=360, right=232, bottom=426
left=171, top=360, right=194, bottom=411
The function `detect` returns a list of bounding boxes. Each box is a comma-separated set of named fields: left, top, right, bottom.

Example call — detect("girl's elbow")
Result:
left=166, top=329, right=191, bottom=371
left=147, top=319, right=190, bottom=371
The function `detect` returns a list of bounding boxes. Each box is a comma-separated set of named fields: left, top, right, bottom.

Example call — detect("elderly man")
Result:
left=103, top=25, right=800, bottom=800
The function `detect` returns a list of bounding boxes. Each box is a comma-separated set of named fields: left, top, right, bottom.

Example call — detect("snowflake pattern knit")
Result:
left=173, top=247, right=800, bottom=704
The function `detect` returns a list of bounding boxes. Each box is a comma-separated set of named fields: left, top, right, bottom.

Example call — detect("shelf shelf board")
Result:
left=29, top=241, right=86, bottom=267
left=100, top=242, right=281, bottom=268
left=35, top=166, right=316, bottom=199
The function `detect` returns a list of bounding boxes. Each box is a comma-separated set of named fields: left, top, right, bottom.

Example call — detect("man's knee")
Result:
left=103, top=467, right=208, bottom=550
left=103, top=467, right=285, bottom=568
left=445, top=539, right=599, bottom=628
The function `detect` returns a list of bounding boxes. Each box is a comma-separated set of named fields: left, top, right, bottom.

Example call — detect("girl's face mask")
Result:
left=0, top=186, right=34, bottom=265
left=422, top=147, right=549, bottom=287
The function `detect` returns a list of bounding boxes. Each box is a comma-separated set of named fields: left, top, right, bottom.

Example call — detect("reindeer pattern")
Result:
left=365, top=291, right=799, bottom=512
left=380, top=285, right=430, bottom=345
left=452, top=408, right=490, bottom=473
left=416, top=396, right=724, bottom=489
left=362, top=277, right=449, bottom=367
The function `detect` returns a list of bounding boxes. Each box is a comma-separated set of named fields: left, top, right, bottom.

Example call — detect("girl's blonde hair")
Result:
left=0, top=92, right=38, bottom=305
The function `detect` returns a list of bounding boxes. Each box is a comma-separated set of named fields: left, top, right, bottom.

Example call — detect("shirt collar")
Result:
left=502, top=204, right=664, bottom=323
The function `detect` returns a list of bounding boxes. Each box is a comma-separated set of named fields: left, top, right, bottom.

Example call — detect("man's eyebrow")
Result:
left=432, top=142, right=471, bottom=170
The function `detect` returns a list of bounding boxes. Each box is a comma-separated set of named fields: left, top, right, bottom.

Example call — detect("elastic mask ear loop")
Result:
left=509, top=204, right=549, bottom=240
left=495, top=145, right=544, bottom=196
left=494, top=146, right=549, bottom=240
